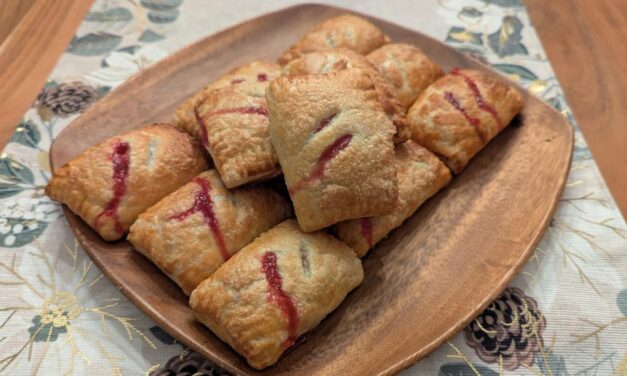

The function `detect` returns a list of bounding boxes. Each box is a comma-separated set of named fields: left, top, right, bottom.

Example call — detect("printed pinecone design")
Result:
left=36, top=81, right=98, bottom=117
left=150, top=350, right=232, bottom=376
left=464, top=287, right=546, bottom=371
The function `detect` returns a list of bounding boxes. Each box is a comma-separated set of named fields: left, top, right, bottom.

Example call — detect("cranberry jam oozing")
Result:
left=451, top=68, right=501, bottom=128
left=360, top=218, right=374, bottom=249
left=94, top=140, right=131, bottom=235
left=314, top=113, right=337, bottom=133
left=288, top=134, right=353, bottom=195
left=261, top=251, right=299, bottom=349
left=169, top=177, right=230, bottom=260
left=443, top=91, right=486, bottom=142
left=194, top=106, right=210, bottom=148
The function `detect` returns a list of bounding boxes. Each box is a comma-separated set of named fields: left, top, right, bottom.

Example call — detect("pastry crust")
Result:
left=173, top=61, right=281, bottom=139
left=128, top=170, right=291, bottom=295
left=195, top=86, right=281, bottom=188
left=278, top=15, right=389, bottom=66
left=333, top=141, right=451, bottom=256
left=266, top=69, right=398, bottom=232
left=189, top=219, right=363, bottom=370
left=46, top=124, right=207, bottom=241
left=283, top=48, right=409, bottom=143
left=407, top=68, right=524, bottom=173
left=367, top=43, right=444, bottom=110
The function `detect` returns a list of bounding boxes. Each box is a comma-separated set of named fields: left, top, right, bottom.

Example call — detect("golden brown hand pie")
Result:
left=189, top=219, right=363, bottom=370
left=194, top=86, right=280, bottom=188
left=367, top=43, right=444, bottom=110
left=407, top=68, right=524, bottom=173
left=46, top=124, right=207, bottom=241
left=278, top=15, right=389, bottom=66
left=266, top=69, right=398, bottom=232
left=128, top=170, right=291, bottom=295
left=334, top=141, right=451, bottom=256
left=283, top=48, right=409, bottom=143
left=173, top=61, right=281, bottom=139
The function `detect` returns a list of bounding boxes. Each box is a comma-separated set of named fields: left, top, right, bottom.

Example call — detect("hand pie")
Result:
left=173, top=61, right=281, bottom=140
left=407, top=68, right=524, bottom=173
left=367, top=43, right=444, bottom=110
left=46, top=124, right=207, bottom=241
left=266, top=69, right=398, bottom=232
left=128, top=170, right=291, bottom=295
left=334, top=141, right=451, bottom=256
left=189, top=219, right=363, bottom=369
left=194, top=86, right=280, bottom=188
left=283, top=48, right=410, bottom=143
left=278, top=15, right=389, bottom=65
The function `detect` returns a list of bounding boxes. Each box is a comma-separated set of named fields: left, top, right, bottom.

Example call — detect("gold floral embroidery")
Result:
left=0, top=239, right=155, bottom=374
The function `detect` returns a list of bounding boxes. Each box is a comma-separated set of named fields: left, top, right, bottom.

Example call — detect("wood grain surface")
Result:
left=0, top=0, right=93, bottom=150
left=525, top=0, right=627, bottom=218
left=0, top=0, right=37, bottom=43
left=49, top=5, right=573, bottom=375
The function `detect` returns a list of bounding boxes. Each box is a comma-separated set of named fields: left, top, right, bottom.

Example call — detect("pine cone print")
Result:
left=464, top=287, right=546, bottom=371
left=150, top=350, right=232, bottom=376
left=36, top=81, right=98, bottom=117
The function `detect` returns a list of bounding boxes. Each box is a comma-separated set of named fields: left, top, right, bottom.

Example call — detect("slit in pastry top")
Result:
left=451, top=68, right=501, bottom=128
left=94, top=139, right=131, bottom=235
left=261, top=251, right=299, bottom=349
left=288, top=133, right=353, bottom=195
left=443, top=91, right=486, bottom=143
left=169, top=176, right=230, bottom=261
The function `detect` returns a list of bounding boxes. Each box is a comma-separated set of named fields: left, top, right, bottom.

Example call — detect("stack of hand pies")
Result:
left=46, top=14, right=524, bottom=370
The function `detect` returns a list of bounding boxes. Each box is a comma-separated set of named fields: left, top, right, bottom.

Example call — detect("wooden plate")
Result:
left=49, top=4, right=572, bottom=375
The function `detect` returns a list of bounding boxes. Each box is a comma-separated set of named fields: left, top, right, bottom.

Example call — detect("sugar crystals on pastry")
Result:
left=46, top=124, right=207, bottom=241
left=173, top=61, right=281, bottom=140
left=334, top=140, right=451, bottom=256
left=194, top=85, right=280, bottom=188
left=128, top=170, right=291, bottom=295
left=367, top=43, right=444, bottom=110
left=278, top=15, right=389, bottom=66
left=407, top=68, right=524, bottom=173
left=266, top=69, right=398, bottom=232
left=283, top=48, right=410, bottom=143
left=189, top=219, right=363, bottom=369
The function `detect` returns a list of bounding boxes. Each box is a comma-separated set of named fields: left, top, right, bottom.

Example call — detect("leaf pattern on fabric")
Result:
left=446, top=27, right=483, bottom=45
left=480, top=0, right=524, bottom=7
left=68, top=32, right=122, bottom=56
left=11, top=120, right=41, bottom=148
left=488, top=16, right=528, bottom=57
left=85, top=7, right=133, bottom=23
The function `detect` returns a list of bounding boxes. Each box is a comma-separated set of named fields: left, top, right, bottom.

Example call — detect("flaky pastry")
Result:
left=173, top=61, right=281, bottom=140
left=128, top=170, right=291, bottom=294
left=283, top=48, right=409, bottom=143
left=334, top=141, right=451, bottom=256
left=189, top=219, right=363, bottom=369
left=46, top=124, right=207, bottom=241
left=367, top=43, right=444, bottom=110
left=266, top=69, right=398, bottom=232
left=407, top=68, right=524, bottom=173
left=278, top=15, right=389, bottom=65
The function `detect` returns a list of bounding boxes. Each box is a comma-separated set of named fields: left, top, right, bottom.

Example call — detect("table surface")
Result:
left=0, top=1, right=625, bottom=375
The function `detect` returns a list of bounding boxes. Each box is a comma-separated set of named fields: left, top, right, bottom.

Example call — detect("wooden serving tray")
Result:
left=49, top=4, right=573, bottom=375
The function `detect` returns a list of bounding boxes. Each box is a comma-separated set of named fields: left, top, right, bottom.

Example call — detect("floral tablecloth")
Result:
left=1, top=1, right=625, bottom=375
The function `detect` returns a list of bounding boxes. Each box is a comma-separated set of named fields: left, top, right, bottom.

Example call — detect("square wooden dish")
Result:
left=49, top=4, right=573, bottom=375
